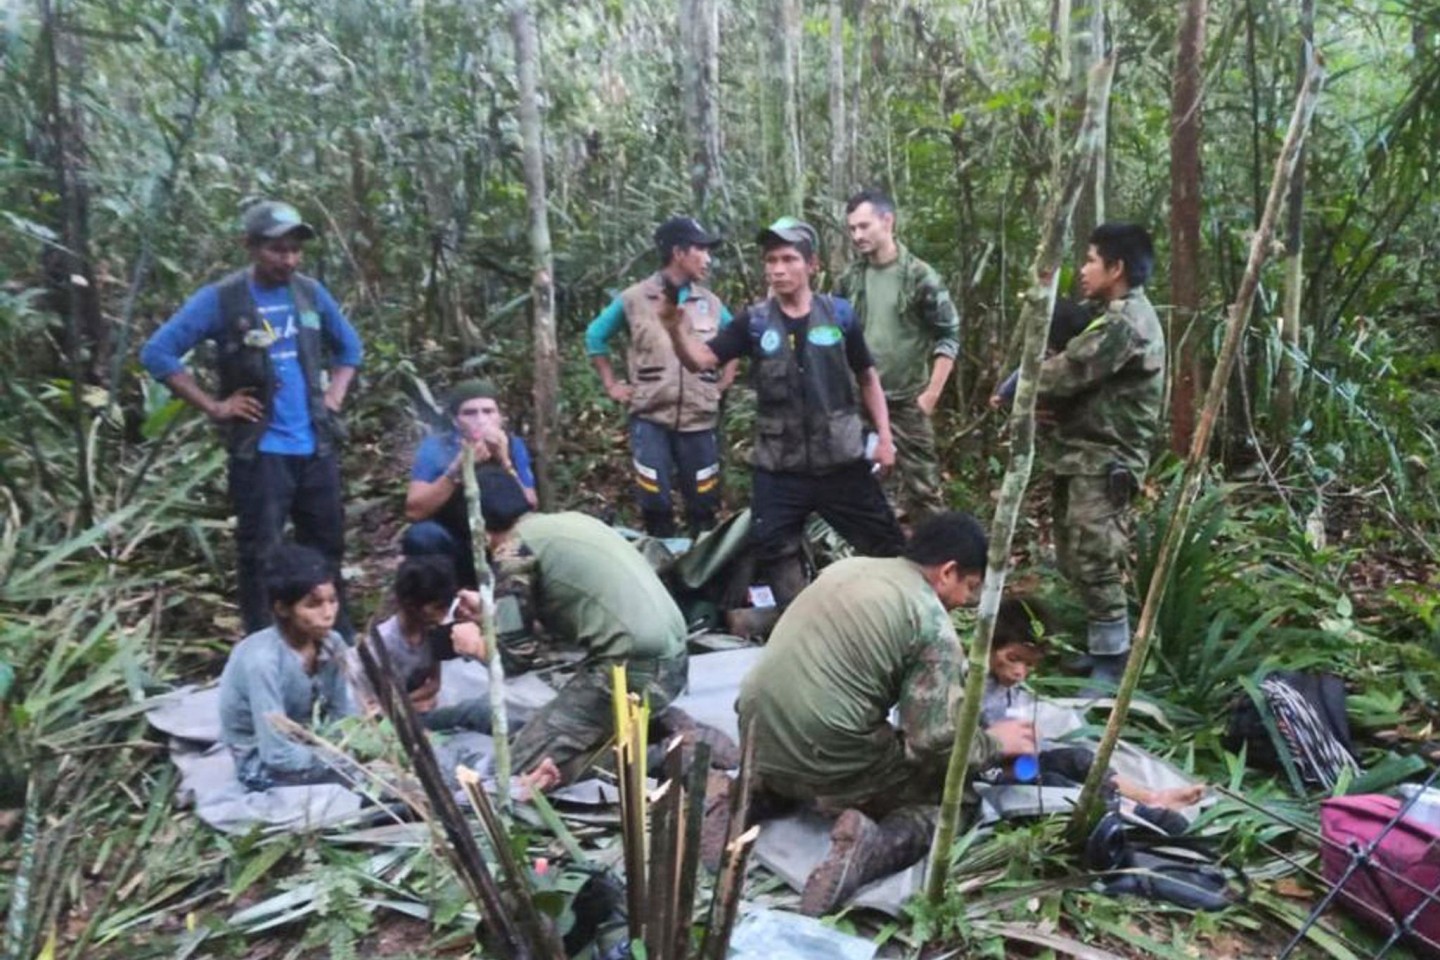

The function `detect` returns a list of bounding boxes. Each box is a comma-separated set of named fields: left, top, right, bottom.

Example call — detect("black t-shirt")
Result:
left=707, top=298, right=874, bottom=373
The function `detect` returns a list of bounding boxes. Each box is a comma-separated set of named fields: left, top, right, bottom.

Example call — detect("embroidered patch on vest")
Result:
left=806, top=324, right=843, bottom=347
left=760, top=328, right=782, bottom=354
left=300, top=310, right=321, bottom=330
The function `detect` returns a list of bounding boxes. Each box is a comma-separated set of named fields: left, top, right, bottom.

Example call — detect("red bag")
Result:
left=1321, top=795, right=1440, bottom=957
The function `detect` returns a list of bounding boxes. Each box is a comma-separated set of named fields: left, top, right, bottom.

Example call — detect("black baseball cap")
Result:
left=242, top=201, right=318, bottom=241
left=654, top=216, right=721, bottom=252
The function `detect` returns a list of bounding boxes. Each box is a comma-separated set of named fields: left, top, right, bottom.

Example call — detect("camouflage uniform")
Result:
left=838, top=244, right=960, bottom=522
left=1036, top=289, right=1165, bottom=655
left=490, top=512, right=689, bottom=783
left=738, top=557, right=1001, bottom=829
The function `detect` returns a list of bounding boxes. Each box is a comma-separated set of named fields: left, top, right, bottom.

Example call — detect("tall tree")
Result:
left=778, top=0, right=804, bottom=212
left=679, top=0, right=723, bottom=211
left=1272, top=0, right=1314, bottom=437
left=510, top=0, right=558, bottom=509
left=1168, top=0, right=1207, bottom=454
left=826, top=0, right=848, bottom=274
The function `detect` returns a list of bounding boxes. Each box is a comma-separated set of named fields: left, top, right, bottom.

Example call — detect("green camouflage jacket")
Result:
left=837, top=243, right=960, bottom=400
left=1037, top=288, right=1166, bottom=477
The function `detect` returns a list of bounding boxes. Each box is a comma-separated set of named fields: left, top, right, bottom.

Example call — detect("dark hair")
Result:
left=902, top=511, right=988, bottom=572
left=478, top=466, right=534, bottom=532
left=264, top=544, right=335, bottom=608
left=844, top=188, right=896, bottom=217
left=1049, top=299, right=1095, bottom=353
left=1089, top=223, right=1155, bottom=288
left=993, top=596, right=1055, bottom=652
left=395, top=555, right=457, bottom=612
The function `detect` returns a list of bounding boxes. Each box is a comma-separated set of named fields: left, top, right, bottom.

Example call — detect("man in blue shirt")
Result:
left=140, top=200, right=364, bottom=636
left=403, top=379, right=536, bottom=587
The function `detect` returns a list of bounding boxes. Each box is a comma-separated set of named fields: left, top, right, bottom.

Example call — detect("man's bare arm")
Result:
left=658, top=302, right=722, bottom=373
left=917, top=355, right=955, bottom=416
left=857, top=367, right=896, bottom=475
left=590, top=355, right=634, bottom=405
left=165, top=371, right=263, bottom=422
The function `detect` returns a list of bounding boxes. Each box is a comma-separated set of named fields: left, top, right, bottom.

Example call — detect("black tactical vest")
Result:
left=214, top=269, right=334, bottom=460
left=749, top=295, right=866, bottom=473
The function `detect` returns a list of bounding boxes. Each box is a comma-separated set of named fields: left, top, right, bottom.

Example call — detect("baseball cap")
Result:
left=242, top=201, right=318, bottom=241
left=757, top=216, right=819, bottom=253
left=654, top=216, right=721, bottom=252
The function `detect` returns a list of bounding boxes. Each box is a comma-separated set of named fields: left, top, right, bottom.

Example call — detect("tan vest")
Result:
left=619, top=274, right=724, bottom=431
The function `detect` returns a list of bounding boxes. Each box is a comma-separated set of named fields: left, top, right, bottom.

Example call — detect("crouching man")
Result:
left=460, top=469, right=690, bottom=786
left=734, top=512, right=1036, bottom=915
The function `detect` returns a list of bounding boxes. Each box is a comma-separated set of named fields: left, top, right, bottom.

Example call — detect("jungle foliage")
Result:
left=1, top=0, right=1439, bottom=956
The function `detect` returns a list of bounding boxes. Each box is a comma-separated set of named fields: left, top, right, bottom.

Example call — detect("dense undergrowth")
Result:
left=0, top=266, right=1437, bottom=958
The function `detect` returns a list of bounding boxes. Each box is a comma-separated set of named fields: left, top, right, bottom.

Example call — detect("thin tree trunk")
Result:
left=38, top=0, right=95, bottom=527
left=926, top=51, right=1116, bottom=905
left=510, top=0, right=558, bottom=510
left=780, top=0, right=804, bottom=212
left=827, top=0, right=848, bottom=275
left=680, top=0, right=723, bottom=210
left=1273, top=0, right=1313, bottom=438
left=1168, top=0, right=1207, bottom=454
left=1068, top=57, right=1325, bottom=843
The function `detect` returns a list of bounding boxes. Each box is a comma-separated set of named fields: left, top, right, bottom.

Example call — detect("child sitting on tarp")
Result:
left=219, top=544, right=358, bottom=791
left=352, top=555, right=493, bottom=732
left=981, top=596, right=1203, bottom=812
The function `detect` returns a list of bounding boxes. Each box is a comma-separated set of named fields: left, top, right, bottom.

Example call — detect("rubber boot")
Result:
left=800, top=809, right=932, bottom=916
left=1078, top=617, right=1131, bottom=698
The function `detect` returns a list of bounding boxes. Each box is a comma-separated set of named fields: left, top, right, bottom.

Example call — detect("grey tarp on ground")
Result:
left=146, top=660, right=560, bottom=834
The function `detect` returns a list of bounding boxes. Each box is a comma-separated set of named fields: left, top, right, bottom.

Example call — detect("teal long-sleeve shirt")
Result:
left=584, top=284, right=734, bottom=356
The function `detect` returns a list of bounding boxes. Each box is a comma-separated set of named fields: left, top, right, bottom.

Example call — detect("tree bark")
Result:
left=1068, top=57, right=1325, bottom=843
left=680, top=0, right=723, bottom=211
left=1273, top=0, right=1313, bottom=438
left=1168, top=0, right=1207, bottom=454
left=510, top=0, right=558, bottom=510
left=926, top=51, right=1116, bottom=905
left=779, top=0, right=804, bottom=213
left=826, top=0, right=848, bottom=275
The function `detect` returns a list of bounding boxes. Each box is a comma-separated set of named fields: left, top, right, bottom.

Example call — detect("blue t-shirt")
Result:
left=140, top=275, right=364, bottom=456
left=411, top=430, right=536, bottom=493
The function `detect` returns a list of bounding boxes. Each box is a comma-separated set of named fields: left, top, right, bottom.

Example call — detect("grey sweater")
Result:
left=219, top=626, right=355, bottom=789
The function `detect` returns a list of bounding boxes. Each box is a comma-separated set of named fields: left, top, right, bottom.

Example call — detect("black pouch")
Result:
left=1106, top=461, right=1138, bottom=508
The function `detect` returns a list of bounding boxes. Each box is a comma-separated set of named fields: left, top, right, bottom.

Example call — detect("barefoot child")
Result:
left=983, top=596, right=1204, bottom=811
left=219, top=544, right=357, bottom=791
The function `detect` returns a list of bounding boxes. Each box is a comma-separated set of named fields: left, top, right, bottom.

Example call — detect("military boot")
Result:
left=653, top=706, right=742, bottom=769
left=800, top=808, right=932, bottom=916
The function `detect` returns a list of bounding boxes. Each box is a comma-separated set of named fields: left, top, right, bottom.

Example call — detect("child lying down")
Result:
left=981, top=596, right=1204, bottom=813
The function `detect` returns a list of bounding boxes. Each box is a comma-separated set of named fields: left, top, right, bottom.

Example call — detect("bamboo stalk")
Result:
left=925, top=50, right=1117, bottom=905
left=647, top=778, right=679, bottom=960
left=699, top=825, right=761, bottom=960
left=672, top=740, right=711, bottom=958
left=460, top=444, right=511, bottom=806
left=458, top=766, right=566, bottom=957
left=355, top=634, right=535, bottom=958
left=1067, top=53, right=1325, bottom=842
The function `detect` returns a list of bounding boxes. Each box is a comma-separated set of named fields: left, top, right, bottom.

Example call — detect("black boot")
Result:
left=1078, top=651, right=1128, bottom=699
left=800, top=809, right=932, bottom=916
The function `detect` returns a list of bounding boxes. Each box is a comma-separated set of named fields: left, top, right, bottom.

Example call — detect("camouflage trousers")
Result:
left=509, top=653, right=688, bottom=784
left=753, top=731, right=953, bottom=836
left=1052, top=472, right=1133, bottom=652
left=884, top=399, right=947, bottom=524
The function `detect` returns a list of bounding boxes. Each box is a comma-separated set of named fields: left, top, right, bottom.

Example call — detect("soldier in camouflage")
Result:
left=729, top=513, right=1036, bottom=916
left=839, top=189, right=961, bottom=523
left=1035, top=223, right=1165, bottom=690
